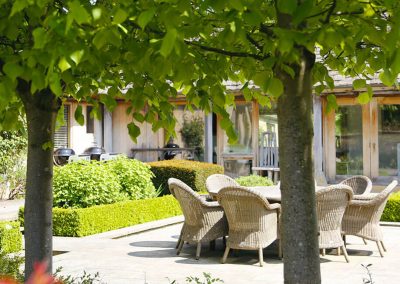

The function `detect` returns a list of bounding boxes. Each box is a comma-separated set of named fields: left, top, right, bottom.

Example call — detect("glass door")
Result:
left=335, top=105, right=364, bottom=175
left=372, top=98, right=400, bottom=181
left=323, top=97, right=370, bottom=182
left=324, top=96, right=400, bottom=183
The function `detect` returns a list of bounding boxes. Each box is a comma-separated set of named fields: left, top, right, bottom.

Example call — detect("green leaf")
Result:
left=0, top=79, right=16, bottom=106
left=100, top=95, right=118, bottom=112
left=31, top=70, right=45, bottom=93
left=74, top=105, right=85, bottom=125
left=138, top=8, right=156, bottom=29
left=326, top=94, right=338, bottom=113
left=268, top=78, right=284, bottom=97
left=379, top=70, right=396, bottom=86
left=113, top=8, right=128, bottom=25
left=353, top=79, right=366, bottom=90
left=293, top=0, right=313, bottom=25
left=230, top=0, right=243, bottom=11
left=92, top=7, right=102, bottom=21
left=3, top=62, right=24, bottom=81
left=257, top=95, right=270, bottom=107
left=56, top=105, right=66, bottom=130
left=127, top=122, right=140, bottom=142
left=315, top=84, right=326, bottom=95
left=70, top=50, right=84, bottom=65
left=58, top=57, right=71, bottom=72
left=357, top=92, right=370, bottom=104
left=69, top=0, right=91, bottom=25
left=42, top=141, right=53, bottom=151
left=277, top=0, right=297, bottom=15
left=49, top=73, right=62, bottom=96
left=10, top=0, right=28, bottom=17
left=160, top=29, right=177, bottom=57
left=133, top=113, right=145, bottom=123
left=33, top=28, right=47, bottom=49
left=95, top=29, right=121, bottom=49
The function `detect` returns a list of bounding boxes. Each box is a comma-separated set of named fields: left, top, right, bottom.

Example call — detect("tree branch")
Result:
left=184, top=40, right=269, bottom=60
left=324, top=0, right=337, bottom=24
left=246, top=33, right=263, bottom=52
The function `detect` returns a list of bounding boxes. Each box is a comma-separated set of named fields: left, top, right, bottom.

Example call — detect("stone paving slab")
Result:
left=53, top=223, right=400, bottom=284
left=0, top=199, right=24, bottom=221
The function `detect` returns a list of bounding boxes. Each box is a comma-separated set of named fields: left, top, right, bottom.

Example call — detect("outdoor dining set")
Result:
left=168, top=174, right=398, bottom=267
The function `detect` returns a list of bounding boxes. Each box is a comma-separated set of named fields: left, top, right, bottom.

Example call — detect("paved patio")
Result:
left=52, top=219, right=400, bottom=284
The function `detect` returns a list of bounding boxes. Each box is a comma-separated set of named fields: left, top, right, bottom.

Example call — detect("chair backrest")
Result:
left=217, top=186, right=275, bottom=232
left=168, top=178, right=206, bottom=227
left=369, top=180, right=398, bottom=221
left=205, top=174, right=239, bottom=195
left=340, top=175, right=372, bottom=195
left=316, top=185, right=353, bottom=233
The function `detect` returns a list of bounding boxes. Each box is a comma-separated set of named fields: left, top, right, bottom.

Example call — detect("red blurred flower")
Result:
left=26, top=262, right=61, bottom=284
left=0, top=276, right=19, bottom=284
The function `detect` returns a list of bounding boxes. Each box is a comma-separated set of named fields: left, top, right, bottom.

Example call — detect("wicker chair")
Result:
left=168, top=178, right=228, bottom=260
left=342, top=180, right=398, bottom=257
left=206, top=174, right=239, bottom=200
left=339, top=175, right=372, bottom=195
left=316, top=185, right=353, bottom=262
left=217, top=186, right=280, bottom=267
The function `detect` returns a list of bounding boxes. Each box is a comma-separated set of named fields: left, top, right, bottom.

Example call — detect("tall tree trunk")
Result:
left=277, top=48, right=321, bottom=283
left=18, top=82, right=60, bottom=279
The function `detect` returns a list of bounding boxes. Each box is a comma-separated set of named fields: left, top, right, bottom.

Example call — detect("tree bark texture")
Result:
left=277, top=48, right=321, bottom=283
left=18, top=82, right=60, bottom=279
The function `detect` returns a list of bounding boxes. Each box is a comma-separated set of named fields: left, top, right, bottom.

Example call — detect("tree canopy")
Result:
left=1, top=0, right=400, bottom=282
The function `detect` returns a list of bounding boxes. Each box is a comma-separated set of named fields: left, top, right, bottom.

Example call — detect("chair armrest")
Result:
left=268, top=203, right=281, bottom=211
left=200, top=200, right=222, bottom=208
left=353, top=193, right=378, bottom=200
left=349, top=199, right=374, bottom=206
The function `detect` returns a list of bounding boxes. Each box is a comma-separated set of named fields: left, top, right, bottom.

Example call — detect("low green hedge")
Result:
left=0, top=221, right=22, bottom=253
left=19, top=195, right=181, bottom=237
left=382, top=192, right=400, bottom=222
left=148, top=160, right=224, bottom=195
left=235, top=175, right=274, bottom=187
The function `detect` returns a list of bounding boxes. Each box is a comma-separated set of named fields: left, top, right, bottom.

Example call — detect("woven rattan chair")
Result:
left=217, top=186, right=280, bottom=267
left=342, top=180, right=398, bottom=257
left=169, top=180, right=210, bottom=248
left=316, top=185, right=353, bottom=262
left=339, top=175, right=372, bottom=195
left=206, top=174, right=239, bottom=200
left=168, top=178, right=228, bottom=260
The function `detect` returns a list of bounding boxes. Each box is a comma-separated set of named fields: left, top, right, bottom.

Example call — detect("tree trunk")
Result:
left=277, top=48, right=321, bottom=283
left=18, top=83, right=60, bottom=279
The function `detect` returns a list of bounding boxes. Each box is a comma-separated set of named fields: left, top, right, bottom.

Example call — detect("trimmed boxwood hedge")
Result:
left=148, top=160, right=223, bottom=195
left=19, top=195, right=181, bottom=237
left=381, top=192, right=400, bottom=222
left=0, top=221, right=22, bottom=253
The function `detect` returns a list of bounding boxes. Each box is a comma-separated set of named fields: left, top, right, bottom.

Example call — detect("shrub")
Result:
left=180, top=115, right=204, bottom=148
left=381, top=192, right=400, bottom=222
left=20, top=195, right=181, bottom=237
left=105, top=156, right=157, bottom=200
left=53, top=160, right=124, bottom=208
left=235, top=175, right=274, bottom=187
left=0, top=251, right=24, bottom=282
left=0, top=221, right=22, bottom=254
left=148, top=160, right=223, bottom=195
left=0, top=130, right=27, bottom=200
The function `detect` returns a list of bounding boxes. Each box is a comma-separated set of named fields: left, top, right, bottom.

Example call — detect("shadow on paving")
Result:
left=129, top=241, right=177, bottom=248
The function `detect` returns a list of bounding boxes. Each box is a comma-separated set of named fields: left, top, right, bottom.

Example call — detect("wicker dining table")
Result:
left=208, top=185, right=327, bottom=202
